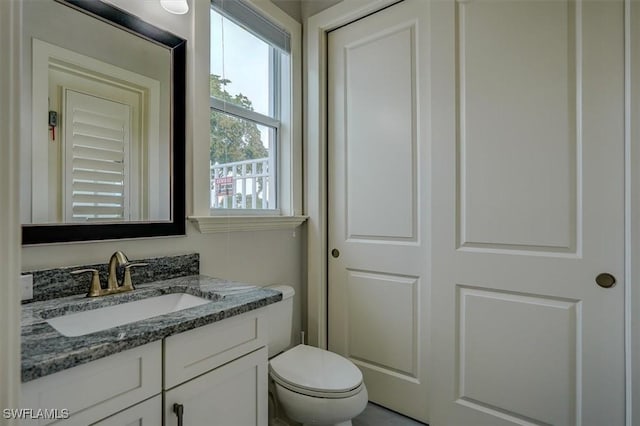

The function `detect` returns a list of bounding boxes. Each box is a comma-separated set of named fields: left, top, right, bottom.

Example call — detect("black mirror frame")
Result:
left=23, top=0, right=186, bottom=245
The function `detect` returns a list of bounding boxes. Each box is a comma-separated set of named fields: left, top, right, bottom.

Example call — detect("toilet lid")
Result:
left=269, top=345, right=363, bottom=394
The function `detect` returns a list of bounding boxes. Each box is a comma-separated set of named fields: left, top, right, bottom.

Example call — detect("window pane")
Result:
left=210, top=110, right=276, bottom=210
left=210, top=9, right=272, bottom=117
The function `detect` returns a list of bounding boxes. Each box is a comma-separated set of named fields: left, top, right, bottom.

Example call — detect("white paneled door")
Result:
left=428, top=0, right=625, bottom=425
left=328, top=0, right=625, bottom=425
left=328, top=1, right=431, bottom=422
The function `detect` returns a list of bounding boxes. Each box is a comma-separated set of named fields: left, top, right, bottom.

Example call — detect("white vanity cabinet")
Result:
left=20, top=341, right=162, bottom=426
left=163, top=310, right=268, bottom=426
left=92, top=396, right=161, bottom=426
left=164, top=347, right=268, bottom=426
left=21, top=308, right=269, bottom=426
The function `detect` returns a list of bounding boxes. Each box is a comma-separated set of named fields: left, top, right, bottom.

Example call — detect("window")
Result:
left=209, top=0, right=290, bottom=213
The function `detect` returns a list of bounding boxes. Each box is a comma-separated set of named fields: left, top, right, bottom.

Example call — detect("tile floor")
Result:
left=353, top=403, right=427, bottom=426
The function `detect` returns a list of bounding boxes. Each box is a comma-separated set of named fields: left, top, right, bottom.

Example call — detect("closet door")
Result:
left=430, top=1, right=625, bottom=425
left=328, top=0, right=431, bottom=421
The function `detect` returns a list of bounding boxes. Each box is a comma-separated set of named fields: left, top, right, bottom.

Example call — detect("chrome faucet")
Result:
left=71, top=251, right=147, bottom=297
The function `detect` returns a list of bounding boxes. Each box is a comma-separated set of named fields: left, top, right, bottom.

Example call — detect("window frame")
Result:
left=189, top=0, right=305, bottom=232
left=209, top=100, right=280, bottom=214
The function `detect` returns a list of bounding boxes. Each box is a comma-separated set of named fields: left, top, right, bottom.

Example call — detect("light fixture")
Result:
left=160, top=0, right=189, bottom=14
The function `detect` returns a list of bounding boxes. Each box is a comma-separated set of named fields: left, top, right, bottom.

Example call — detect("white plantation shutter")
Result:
left=63, top=90, right=131, bottom=222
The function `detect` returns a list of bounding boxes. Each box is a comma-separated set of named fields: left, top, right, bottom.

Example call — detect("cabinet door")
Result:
left=21, top=341, right=161, bottom=426
left=92, top=395, right=161, bottom=426
left=164, top=347, right=267, bottom=426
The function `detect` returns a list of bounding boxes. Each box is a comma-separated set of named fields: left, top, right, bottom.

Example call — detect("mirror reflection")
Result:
left=21, top=0, right=171, bottom=224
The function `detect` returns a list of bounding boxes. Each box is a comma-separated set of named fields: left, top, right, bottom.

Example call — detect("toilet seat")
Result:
left=269, top=344, right=363, bottom=399
left=271, top=372, right=365, bottom=399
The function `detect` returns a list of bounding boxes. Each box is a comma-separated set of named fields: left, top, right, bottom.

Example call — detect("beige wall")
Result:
left=22, top=225, right=305, bottom=343
left=273, top=0, right=302, bottom=22
left=272, top=0, right=345, bottom=22
left=301, top=0, right=343, bottom=20
left=21, top=0, right=304, bottom=343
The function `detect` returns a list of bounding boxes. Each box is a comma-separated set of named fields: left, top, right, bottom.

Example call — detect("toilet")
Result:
left=265, top=285, right=368, bottom=426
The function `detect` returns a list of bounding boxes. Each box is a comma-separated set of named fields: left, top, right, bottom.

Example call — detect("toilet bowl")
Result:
left=270, top=345, right=368, bottom=426
left=265, top=286, right=368, bottom=426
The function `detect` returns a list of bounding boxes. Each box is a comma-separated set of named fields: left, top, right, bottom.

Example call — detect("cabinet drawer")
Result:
left=21, top=341, right=161, bottom=426
left=164, top=310, right=266, bottom=389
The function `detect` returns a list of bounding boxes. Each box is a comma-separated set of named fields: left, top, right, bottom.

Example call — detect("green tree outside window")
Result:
left=210, top=74, right=269, bottom=165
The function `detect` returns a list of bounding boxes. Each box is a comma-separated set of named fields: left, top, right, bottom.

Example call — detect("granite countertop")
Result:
left=21, top=275, right=282, bottom=383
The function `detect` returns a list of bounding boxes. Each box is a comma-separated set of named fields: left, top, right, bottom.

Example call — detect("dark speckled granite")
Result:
left=23, top=253, right=199, bottom=303
left=21, top=275, right=282, bottom=383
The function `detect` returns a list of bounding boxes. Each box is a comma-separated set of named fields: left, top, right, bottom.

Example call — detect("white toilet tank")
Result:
left=264, top=285, right=295, bottom=358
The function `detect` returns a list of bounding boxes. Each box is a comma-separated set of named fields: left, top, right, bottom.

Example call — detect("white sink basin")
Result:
left=46, top=293, right=210, bottom=337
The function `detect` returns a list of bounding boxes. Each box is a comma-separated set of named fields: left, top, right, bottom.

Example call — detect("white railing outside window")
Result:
left=211, top=157, right=275, bottom=209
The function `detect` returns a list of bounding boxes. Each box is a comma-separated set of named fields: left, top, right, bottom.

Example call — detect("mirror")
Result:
left=21, top=0, right=186, bottom=244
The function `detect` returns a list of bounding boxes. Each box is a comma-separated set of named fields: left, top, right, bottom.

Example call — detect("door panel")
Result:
left=328, top=0, right=430, bottom=421
left=431, top=0, right=625, bottom=425
left=346, top=271, right=418, bottom=376
left=459, top=288, right=579, bottom=426
left=343, top=25, right=417, bottom=241
left=458, top=0, right=577, bottom=251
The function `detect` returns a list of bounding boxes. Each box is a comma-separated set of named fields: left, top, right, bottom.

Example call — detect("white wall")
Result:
left=21, top=0, right=304, bottom=343
left=1, top=0, right=23, bottom=422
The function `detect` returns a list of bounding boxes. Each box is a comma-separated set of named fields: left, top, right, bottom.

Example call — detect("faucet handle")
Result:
left=71, top=268, right=103, bottom=297
left=121, top=263, right=148, bottom=291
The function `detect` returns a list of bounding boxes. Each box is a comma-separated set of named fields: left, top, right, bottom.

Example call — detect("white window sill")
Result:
left=188, top=215, right=308, bottom=233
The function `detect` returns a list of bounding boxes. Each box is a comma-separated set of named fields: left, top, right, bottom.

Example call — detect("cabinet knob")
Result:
left=173, top=403, right=184, bottom=426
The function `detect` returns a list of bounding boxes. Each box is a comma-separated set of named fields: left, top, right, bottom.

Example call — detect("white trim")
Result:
left=188, top=215, right=307, bottom=233
left=304, top=0, right=399, bottom=348
left=192, top=0, right=212, bottom=217
left=627, top=0, right=640, bottom=423
left=625, top=0, right=632, bottom=424
left=210, top=208, right=281, bottom=216
left=0, top=0, right=22, bottom=422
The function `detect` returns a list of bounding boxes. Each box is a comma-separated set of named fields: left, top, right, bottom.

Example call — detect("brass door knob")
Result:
left=331, top=249, right=340, bottom=258
left=596, top=273, right=616, bottom=289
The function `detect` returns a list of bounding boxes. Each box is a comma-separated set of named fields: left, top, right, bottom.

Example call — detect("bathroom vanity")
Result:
left=20, top=257, right=280, bottom=426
